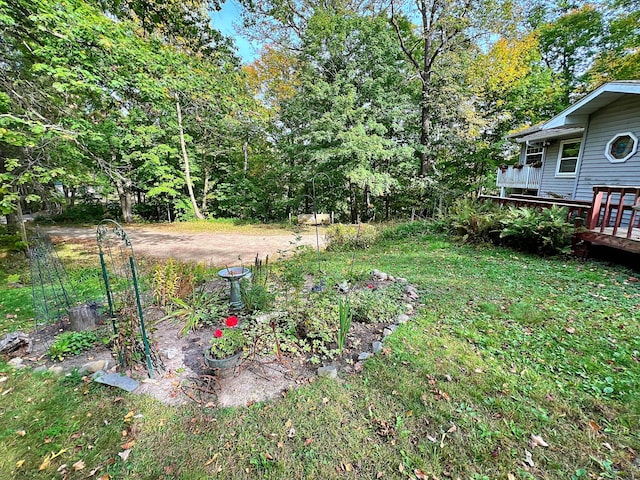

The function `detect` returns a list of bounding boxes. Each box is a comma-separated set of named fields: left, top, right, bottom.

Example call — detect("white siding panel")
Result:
left=538, top=140, right=579, bottom=198
left=574, top=95, right=640, bottom=201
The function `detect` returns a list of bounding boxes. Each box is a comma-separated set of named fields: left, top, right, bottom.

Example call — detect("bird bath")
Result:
left=218, top=267, right=251, bottom=310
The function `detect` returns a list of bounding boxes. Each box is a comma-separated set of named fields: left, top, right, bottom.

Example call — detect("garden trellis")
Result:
left=96, top=220, right=157, bottom=377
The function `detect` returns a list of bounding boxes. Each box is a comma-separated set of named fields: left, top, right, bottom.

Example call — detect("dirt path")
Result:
left=43, top=224, right=325, bottom=266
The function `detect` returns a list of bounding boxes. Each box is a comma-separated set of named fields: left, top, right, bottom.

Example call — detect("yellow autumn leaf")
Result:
left=15, top=460, right=25, bottom=468
left=124, top=411, right=134, bottom=422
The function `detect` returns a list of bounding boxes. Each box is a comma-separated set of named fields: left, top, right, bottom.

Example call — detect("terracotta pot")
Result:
left=203, top=349, right=242, bottom=377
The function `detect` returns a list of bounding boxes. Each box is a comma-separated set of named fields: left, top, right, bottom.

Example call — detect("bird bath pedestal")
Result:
left=218, top=267, right=251, bottom=310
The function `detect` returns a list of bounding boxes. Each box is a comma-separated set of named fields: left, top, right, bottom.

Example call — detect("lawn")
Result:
left=0, top=227, right=638, bottom=479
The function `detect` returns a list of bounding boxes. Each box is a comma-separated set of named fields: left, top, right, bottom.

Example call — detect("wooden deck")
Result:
left=575, top=186, right=640, bottom=255
left=482, top=186, right=640, bottom=256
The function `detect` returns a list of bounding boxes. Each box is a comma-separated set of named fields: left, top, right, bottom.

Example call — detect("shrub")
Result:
left=500, top=205, right=574, bottom=255
left=445, top=198, right=504, bottom=244
left=380, top=221, right=437, bottom=241
left=325, top=223, right=379, bottom=251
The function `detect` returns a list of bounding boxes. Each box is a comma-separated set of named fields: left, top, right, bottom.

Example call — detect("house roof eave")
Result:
left=543, top=81, right=640, bottom=129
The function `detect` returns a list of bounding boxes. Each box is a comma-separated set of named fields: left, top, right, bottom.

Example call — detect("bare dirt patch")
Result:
left=42, top=224, right=324, bottom=266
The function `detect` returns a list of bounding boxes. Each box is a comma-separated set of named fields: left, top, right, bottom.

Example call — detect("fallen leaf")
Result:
left=304, top=438, right=313, bottom=446
left=15, top=430, right=25, bottom=436
left=602, top=442, right=613, bottom=451
left=447, top=425, right=457, bottom=433
left=38, top=454, right=51, bottom=471
left=204, top=453, right=219, bottom=466
left=414, top=469, right=429, bottom=479
left=427, top=435, right=438, bottom=443
left=15, top=460, right=25, bottom=468
left=530, top=434, right=549, bottom=447
left=523, top=450, right=535, bottom=467
left=566, top=327, right=575, bottom=334
left=398, top=463, right=404, bottom=473
left=97, top=475, right=110, bottom=480
left=376, top=472, right=383, bottom=479
left=343, top=462, right=353, bottom=472
left=0, top=376, right=8, bottom=383
left=123, top=411, right=134, bottom=422
left=507, top=474, right=516, bottom=480
left=264, top=452, right=273, bottom=460
left=118, top=449, right=131, bottom=462
left=72, top=460, right=85, bottom=471
left=120, top=440, right=136, bottom=450
left=57, top=464, right=67, bottom=473
left=2, top=387, right=14, bottom=395
left=588, top=421, right=600, bottom=432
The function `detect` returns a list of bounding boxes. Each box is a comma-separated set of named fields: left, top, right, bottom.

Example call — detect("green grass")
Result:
left=0, top=229, right=638, bottom=478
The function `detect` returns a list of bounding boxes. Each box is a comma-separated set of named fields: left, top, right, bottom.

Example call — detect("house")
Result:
left=497, top=80, right=640, bottom=200
left=493, top=80, right=640, bottom=255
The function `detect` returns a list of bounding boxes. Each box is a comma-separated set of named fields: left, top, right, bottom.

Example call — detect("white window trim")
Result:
left=555, top=138, right=582, bottom=178
left=605, top=131, right=638, bottom=163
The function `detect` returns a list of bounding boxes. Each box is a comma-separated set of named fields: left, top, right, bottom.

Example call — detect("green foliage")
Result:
left=325, top=223, right=379, bottom=251
left=208, top=325, right=247, bottom=359
left=165, top=289, right=226, bottom=336
left=47, top=330, right=99, bottom=361
left=349, top=284, right=404, bottom=324
left=446, top=198, right=505, bottom=244
left=380, top=221, right=438, bottom=241
left=337, top=297, right=352, bottom=354
left=151, top=258, right=207, bottom=308
left=241, top=255, right=275, bottom=313
left=500, top=205, right=574, bottom=255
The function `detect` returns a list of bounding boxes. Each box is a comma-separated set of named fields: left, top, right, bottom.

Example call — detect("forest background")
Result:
left=1, top=0, right=638, bottom=232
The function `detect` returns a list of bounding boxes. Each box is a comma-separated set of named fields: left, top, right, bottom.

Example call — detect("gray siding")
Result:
left=538, top=140, right=580, bottom=198
left=574, top=95, right=640, bottom=201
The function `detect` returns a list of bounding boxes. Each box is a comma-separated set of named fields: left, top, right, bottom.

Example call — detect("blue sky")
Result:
left=210, top=1, right=259, bottom=63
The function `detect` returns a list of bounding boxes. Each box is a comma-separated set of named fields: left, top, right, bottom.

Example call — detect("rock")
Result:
left=383, top=328, right=393, bottom=338
left=81, top=360, right=107, bottom=374
left=405, top=304, right=414, bottom=313
left=372, top=269, right=380, bottom=276
left=407, top=291, right=419, bottom=300
left=354, top=361, right=364, bottom=373
left=396, top=277, right=408, bottom=284
left=397, top=314, right=410, bottom=324
left=32, top=366, right=48, bottom=374
left=372, top=341, right=383, bottom=354
left=406, top=285, right=417, bottom=294
left=7, top=357, right=24, bottom=369
left=317, top=365, right=338, bottom=379
left=92, top=371, right=139, bottom=392
left=336, top=281, right=349, bottom=293
left=48, top=366, right=65, bottom=376
left=358, top=352, right=371, bottom=361
left=0, top=332, right=31, bottom=355
left=388, top=276, right=395, bottom=282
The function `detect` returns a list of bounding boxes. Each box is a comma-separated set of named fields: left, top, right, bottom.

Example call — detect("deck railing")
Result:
left=586, top=185, right=640, bottom=238
left=496, top=165, right=542, bottom=190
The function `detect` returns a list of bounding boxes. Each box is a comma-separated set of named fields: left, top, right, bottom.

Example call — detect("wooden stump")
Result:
left=69, top=304, right=99, bottom=331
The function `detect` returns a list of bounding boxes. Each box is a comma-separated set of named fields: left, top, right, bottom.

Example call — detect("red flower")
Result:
left=225, top=315, right=239, bottom=328
left=368, top=284, right=374, bottom=289
left=214, top=329, right=223, bottom=338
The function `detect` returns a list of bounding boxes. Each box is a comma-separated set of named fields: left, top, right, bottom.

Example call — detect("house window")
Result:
left=525, top=144, right=544, bottom=165
left=555, top=139, right=581, bottom=177
left=605, top=132, right=638, bottom=163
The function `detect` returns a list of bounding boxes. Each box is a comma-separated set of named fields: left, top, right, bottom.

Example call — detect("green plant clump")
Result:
left=48, top=330, right=99, bottom=361
left=500, top=205, right=574, bottom=255
left=325, top=223, right=379, bottom=251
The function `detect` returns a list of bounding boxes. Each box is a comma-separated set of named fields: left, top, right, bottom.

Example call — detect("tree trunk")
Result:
left=349, top=183, right=358, bottom=224
left=115, top=178, right=133, bottom=223
left=243, top=142, right=249, bottom=176
left=175, top=94, right=205, bottom=220
left=419, top=83, right=432, bottom=176
left=201, top=164, right=210, bottom=212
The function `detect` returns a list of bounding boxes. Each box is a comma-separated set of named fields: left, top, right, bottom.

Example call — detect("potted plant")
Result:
left=203, top=315, right=247, bottom=374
